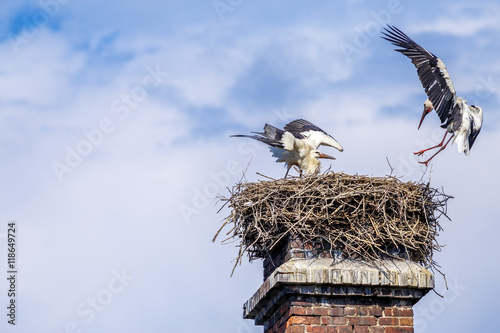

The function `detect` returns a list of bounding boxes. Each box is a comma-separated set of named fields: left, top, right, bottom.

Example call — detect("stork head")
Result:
left=469, top=104, right=483, bottom=127
left=301, top=150, right=336, bottom=176
left=419, top=99, right=434, bottom=130
left=467, top=104, right=483, bottom=151
left=312, top=150, right=336, bottom=160
left=469, top=104, right=483, bottom=116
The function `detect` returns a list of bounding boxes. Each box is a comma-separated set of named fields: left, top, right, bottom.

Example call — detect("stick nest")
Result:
left=214, top=172, right=452, bottom=274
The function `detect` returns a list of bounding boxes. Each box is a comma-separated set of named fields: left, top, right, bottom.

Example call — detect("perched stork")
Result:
left=381, top=25, right=483, bottom=165
left=231, top=119, right=343, bottom=177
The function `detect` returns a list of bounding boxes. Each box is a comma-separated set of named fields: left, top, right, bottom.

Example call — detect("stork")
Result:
left=381, top=25, right=483, bottom=166
left=231, top=119, right=343, bottom=177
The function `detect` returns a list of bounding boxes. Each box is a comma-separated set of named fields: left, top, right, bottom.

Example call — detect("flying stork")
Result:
left=231, top=119, right=343, bottom=177
left=381, top=25, right=483, bottom=165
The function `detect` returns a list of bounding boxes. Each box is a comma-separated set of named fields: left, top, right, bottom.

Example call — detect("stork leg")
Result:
left=413, top=131, right=449, bottom=157
left=284, top=167, right=291, bottom=179
left=418, top=134, right=454, bottom=166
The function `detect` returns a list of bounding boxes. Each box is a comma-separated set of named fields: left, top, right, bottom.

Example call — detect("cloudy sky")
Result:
left=1, top=1, right=499, bottom=332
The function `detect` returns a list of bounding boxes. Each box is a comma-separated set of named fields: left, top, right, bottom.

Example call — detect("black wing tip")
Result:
left=468, top=130, right=481, bottom=150
left=381, top=24, right=397, bottom=36
left=380, top=25, right=426, bottom=53
left=288, top=118, right=322, bottom=127
left=286, top=118, right=309, bottom=125
left=230, top=133, right=260, bottom=138
left=381, top=24, right=402, bottom=38
left=285, top=118, right=322, bottom=131
left=230, top=133, right=285, bottom=149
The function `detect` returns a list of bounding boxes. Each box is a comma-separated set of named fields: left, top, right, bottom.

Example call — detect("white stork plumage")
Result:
left=382, top=25, right=483, bottom=166
left=231, top=119, right=343, bottom=177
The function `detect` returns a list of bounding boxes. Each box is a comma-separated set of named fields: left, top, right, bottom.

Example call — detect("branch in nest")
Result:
left=214, top=172, right=451, bottom=275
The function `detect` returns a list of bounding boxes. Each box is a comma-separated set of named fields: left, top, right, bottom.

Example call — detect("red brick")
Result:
left=399, top=317, right=413, bottom=326
left=370, top=327, right=384, bottom=333
left=394, top=308, right=413, bottom=318
left=337, top=327, right=352, bottom=333
left=345, top=307, right=357, bottom=316
left=321, top=316, right=333, bottom=325
left=288, top=316, right=321, bottom=326
left=358, top=307, right=369, bottom=316
left=379, top=317, right=398, bottom=326
left=354, top=327, right=369, bottom=333
left=288, top=326, right=305, bottom=333
left=326, top=327, right=338, bottom=333
left=306, top=326, right=326, bottom=333
left=290, top=307, right=307, bottom=316
left=348, top=317, right=377, bottom=326
left=384, top=328, right=413, bottom=333
left=394, top=328, right=413, bottom=333
left=371, top=307, right=383, bottom=317
left=313, top=307, right=331, bottom=316
left=331, top=317, right=348, bottom=325
left=330, top=308, right=344, bottom=317
left=383, top=308, right=395, bottom=317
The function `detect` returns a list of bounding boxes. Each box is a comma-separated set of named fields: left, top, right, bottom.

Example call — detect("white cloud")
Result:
left=410, top=3, right=500, bottom=36
left=0, top=31, right=86, bottom=106
left=105, top=32, right=257, bottom=108
left=266, top=25, right=354, bottom=86
left=1, top=1, right=500, bottom=332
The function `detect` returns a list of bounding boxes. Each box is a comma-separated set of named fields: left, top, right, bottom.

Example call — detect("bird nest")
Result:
left=214, top=172, right=452, bottom=274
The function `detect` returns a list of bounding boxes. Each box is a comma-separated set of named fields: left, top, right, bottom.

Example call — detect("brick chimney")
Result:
left=243, top=237, right=434, bottom=333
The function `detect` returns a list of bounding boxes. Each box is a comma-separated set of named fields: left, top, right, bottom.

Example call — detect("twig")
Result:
left=214, top=172, right=451, bottom=277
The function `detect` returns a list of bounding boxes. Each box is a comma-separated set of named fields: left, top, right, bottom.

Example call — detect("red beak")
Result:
left=318, top=152, right=335, bottom=160
left=418, top=107, right=432, bottom=130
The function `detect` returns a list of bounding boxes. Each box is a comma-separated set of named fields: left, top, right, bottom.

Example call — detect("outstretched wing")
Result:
left=284, top=119, right=326, bottom=138
left=231, top=123, right=295, bottom=151
left=230, top=134, right=284, bottom=149
left=381, top=25, right=456, bottom=124
left=284, top=119, right=342, bottom=151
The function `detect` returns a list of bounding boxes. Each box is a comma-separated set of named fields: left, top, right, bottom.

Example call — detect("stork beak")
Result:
left=418, top=107, right=431, bottom=130
left=318, top=152, right=336, bottom=160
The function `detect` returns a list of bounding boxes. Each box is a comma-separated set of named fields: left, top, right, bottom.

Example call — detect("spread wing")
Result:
left=284, top=119, right=343, bottom=151
left=381, top=25, right=457, bottom=124
left=231, top=124, right=295, bottom=151
left=284, top=119, right=328, bottom=138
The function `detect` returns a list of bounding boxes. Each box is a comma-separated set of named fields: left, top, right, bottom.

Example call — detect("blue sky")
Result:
left=1, top=1, right=500, bottom=332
